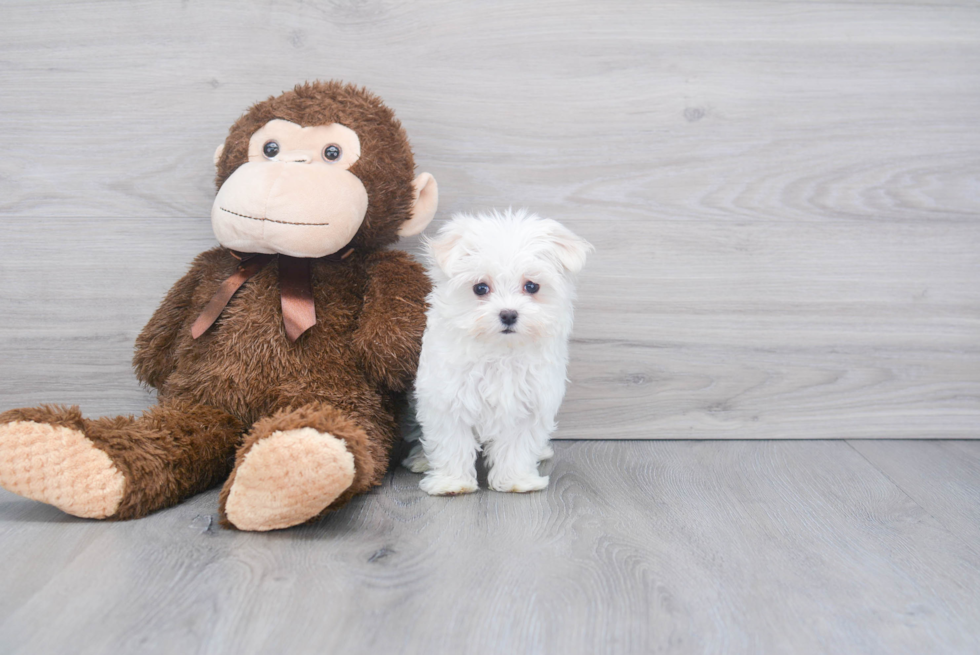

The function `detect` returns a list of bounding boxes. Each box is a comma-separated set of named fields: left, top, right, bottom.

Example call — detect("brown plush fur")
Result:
left=0, top=82, right=431, bottom=528
left=0, top=402, right=244, bottom=520
left=214, top=81, right=417, bottom=252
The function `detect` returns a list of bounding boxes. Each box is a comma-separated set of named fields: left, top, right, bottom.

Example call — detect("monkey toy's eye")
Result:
left=262, top=141, right=280, bottom=159
left=524, top=281, right=540, bottom=294
left=323, top=144, right=342, bottom=161
left=473, top=283, right=491, bottom=296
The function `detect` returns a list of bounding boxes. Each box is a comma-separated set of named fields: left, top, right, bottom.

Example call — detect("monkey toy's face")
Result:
left=211, top=119, right=368, bottom=258
left=210, top=104, right=437, bottom=259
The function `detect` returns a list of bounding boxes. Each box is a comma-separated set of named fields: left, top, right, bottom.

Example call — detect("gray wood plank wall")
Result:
left=1, top=0, right=978, bottom=438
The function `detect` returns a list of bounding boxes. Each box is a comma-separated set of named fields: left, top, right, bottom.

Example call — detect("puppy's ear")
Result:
left=426, top=221, right=467, bottom=276
left=545, top=221, right=594, bottom=274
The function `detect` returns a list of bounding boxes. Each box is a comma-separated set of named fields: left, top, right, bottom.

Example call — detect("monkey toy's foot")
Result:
left=222, top=427, right=355, bottom=531
left=0, top=418, right=126, bottom=519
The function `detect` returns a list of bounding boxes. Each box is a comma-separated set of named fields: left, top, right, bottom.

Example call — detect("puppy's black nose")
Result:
left=499, top=310, right=518, bottom=326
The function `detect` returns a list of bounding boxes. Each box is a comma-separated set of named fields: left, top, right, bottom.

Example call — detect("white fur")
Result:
left=410, top=209, right=592, bottom=495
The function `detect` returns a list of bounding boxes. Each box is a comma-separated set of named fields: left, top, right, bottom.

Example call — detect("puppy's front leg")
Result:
left=485, top=422, right=550, bottom=493
left=418, top=415, right=479, bottom=496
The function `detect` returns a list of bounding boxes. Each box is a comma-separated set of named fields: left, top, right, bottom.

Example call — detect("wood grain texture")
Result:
left=0, top=0, right=978, bottom=437
left=849, top=439, right=980, bottom=544
left=1, top=441, right=978, bottom=654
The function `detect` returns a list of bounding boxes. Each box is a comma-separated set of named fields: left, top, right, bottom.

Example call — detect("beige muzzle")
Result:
left=211, top=159, right=369, bottom=258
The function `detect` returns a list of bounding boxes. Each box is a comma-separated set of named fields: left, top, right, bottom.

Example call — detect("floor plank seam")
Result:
left=844, top=439, right=975, bottom=552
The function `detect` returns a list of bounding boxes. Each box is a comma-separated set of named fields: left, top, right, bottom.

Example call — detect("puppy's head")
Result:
left=425, top=209, right=593, bottom=343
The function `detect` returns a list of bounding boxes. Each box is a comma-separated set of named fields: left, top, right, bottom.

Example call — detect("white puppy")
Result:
left=408, top=209, right=592, bottom=495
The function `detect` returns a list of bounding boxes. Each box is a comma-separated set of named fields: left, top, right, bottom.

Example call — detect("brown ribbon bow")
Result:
left=191, top=249, right=352, bottom=342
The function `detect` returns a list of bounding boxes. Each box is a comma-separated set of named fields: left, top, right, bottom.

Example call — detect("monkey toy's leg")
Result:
left=220, top=402, right=397, bottom=531
left=0, top=401, right=243, bottom=520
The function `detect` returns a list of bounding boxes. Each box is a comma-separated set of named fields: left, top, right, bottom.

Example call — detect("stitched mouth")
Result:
left=220, top=207, right=329, bottom=227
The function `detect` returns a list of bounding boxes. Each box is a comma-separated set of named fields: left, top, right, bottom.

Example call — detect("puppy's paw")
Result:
left=419, top=472, right=478, bottom=496
left=489, top=473, right=550, bottom=493
left=400, top=442, right=430, bottom=473
left=539, top=445, right=555, bottom=461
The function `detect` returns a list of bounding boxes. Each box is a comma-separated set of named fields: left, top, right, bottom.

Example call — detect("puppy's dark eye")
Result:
left=262, top=141, right=279, bottom=158
left=323, top=144, right=341, bottom=161
left=524, top=281, right=540, bottom=294
left=473, top=283, right=490, bottom=296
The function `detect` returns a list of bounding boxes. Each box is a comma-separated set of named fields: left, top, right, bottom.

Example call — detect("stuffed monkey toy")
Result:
left=0, top=81, right=438, bottom=531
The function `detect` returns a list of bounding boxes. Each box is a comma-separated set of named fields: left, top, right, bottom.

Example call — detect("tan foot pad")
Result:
left=225, top=427, right=355, bottom=531
left=0, top=421, right=125, bottom=519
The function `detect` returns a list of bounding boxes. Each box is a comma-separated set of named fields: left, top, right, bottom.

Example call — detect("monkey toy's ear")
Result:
left=397, top=173, right=438, bottom=237
left=213, top=143, right=225, bottom=167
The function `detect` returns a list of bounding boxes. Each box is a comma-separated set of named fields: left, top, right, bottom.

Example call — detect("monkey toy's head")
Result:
left=211, top=81, right=438, bottom=258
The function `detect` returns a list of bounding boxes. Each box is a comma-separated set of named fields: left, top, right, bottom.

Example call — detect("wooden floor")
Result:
left=1, top=439, right=978, bottom=654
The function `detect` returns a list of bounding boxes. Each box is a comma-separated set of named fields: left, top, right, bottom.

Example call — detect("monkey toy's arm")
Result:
left=352, top=250, right=431, bottom=392
left=132, top=254, right=210, bottom=389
